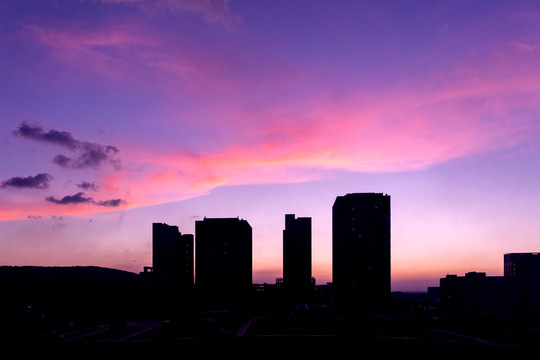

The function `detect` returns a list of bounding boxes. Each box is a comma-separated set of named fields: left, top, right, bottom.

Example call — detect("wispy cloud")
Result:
left=94, top=0, right=241, bottom=30
left=125, top=41, right=540, bottom=207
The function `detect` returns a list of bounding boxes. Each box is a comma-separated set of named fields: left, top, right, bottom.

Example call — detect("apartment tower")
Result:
left=283, top=214, right=313, bottom=304
left=332, top=193, right=391, bottom=310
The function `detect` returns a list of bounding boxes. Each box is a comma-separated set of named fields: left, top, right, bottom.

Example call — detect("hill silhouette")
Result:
left=0, top=266, right=140, bottom=339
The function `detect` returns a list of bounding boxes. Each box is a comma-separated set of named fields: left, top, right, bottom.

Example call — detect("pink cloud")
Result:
left=135, top=51, right=540, bottom=194
left=18, top=21, right=239, bottom=91
left=5, top=11, right=540, bottom=220
left=18, top=22, right=157, bottom=81
left=156, top=0, right=241, bottom=30
left=0, top=198, right=108, bottom=221
left=4, top=52, right=539, bottom=221
left=97, top=42, right=540, bottom=212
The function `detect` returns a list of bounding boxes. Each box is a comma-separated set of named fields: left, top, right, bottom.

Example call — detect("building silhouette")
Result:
left=148, top=223, right=194, bottom=315
left=195, top=217, right=252, bottom=311
left=283, top=214, right=313, bottom=304
left=504, top=253, right=540, bottom=319
left=439, top=272, right=512, bottom=317
left=504, top=252, right=540, bottom=277
left=332, top=193, right=391, bottom=311
left=439, top=253, right=540, bottom=320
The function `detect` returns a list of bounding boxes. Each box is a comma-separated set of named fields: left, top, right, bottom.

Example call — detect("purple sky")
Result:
left=1, top=0, right=540, bottom=291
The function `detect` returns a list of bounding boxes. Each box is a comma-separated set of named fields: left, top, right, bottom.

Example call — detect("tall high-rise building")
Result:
left=195, top=217, right=252, bottom=310
left=332, top=193, right=391, bottom=310
left=283, top=214, right=313, bottom=303
left=504, top=253, right=540, bottom=318
left=152, top=223, right=194, bottom=313
left=504, top=253, right=540, bottom=278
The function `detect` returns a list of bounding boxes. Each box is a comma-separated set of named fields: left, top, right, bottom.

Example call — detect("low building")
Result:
left=440, top=272, right=513, bottom=317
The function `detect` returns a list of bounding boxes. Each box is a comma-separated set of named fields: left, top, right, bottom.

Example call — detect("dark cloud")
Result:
left=96, top=199, right=125, bottom=207
left=27, top=215, right=65, bottom=221
left=75, top=143, right=120, bottom=169
left=77, top=181, right=99, bottom=191
left=13, top=121, right=78, bottom=149
left=46, top=192, right=125, bottom=207
left=46, top=192, right=94, bottom=205
left=53, top=154, right=72, bottom=168
left=14, top=121, right=121, bottom=170
left=1, top=173, right=53, bottom=189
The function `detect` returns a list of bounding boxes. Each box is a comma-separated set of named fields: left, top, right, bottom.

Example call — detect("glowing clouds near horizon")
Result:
left=2, top=1, right=539, bottom=220
left=3, top=69, right=540, bottom=220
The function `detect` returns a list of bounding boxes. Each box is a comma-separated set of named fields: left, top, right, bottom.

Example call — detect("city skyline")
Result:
left=147, top=193, right=391, bottom=313
left=1, top=1, right=540, bottom=292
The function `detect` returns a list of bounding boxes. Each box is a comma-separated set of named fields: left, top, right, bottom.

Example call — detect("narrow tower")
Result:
left=283, top=214, right=313, bottom=304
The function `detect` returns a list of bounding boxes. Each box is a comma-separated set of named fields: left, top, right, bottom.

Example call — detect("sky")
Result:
left=1, top=0, right=540, bottom=292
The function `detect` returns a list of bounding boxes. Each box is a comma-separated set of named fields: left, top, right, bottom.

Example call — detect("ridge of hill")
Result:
left=0, top=265, right=141, bottom=326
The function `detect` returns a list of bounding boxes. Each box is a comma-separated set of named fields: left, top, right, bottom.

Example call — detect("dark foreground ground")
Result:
left=5, top=311, right=540, bottom=357
left=3, top=268, right=539, bottom=356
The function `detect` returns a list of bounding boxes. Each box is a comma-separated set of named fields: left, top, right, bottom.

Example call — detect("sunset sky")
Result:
left=1, top=0, right=540, bottom=291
